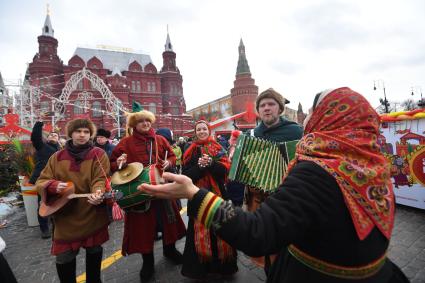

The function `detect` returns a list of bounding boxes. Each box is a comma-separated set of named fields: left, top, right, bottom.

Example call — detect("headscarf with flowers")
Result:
left=183, top=120, right=230, bottom=195
left=287, top=87, right=394, bottom=240
left=183, top=120, right=233, bottom=262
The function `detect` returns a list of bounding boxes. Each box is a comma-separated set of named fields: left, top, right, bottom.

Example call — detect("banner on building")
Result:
left=380, top=110, right=425, bottom=210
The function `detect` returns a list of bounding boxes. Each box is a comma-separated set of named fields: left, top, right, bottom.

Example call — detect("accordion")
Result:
left=228, top=135, right=298, bottom=193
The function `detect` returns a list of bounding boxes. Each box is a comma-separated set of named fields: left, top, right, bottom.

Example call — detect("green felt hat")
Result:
left=132, top=101, right=143, bottom=112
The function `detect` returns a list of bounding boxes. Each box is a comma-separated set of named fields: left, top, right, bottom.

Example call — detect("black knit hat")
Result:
left=96, top=128, right=111, bottom=138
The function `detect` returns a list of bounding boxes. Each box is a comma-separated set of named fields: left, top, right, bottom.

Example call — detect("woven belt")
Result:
left=287, top=244, right=387, bottom=279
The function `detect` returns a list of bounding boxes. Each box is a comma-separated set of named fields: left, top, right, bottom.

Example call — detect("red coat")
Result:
left=110, top=134, right=176, bottom=171
left=110, top=133, right=186, bottom=255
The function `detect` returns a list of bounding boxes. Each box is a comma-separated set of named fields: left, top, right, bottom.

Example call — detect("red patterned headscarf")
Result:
left=288, top=87, right=394, bottom=240
left=184, top=121, right=225, bottom=164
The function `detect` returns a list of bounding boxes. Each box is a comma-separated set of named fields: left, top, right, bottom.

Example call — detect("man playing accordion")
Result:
left=245, top=88, right=303, bottom=272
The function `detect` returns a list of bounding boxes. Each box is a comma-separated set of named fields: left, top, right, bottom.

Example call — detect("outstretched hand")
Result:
left=138, top=173, right=200, bottom=200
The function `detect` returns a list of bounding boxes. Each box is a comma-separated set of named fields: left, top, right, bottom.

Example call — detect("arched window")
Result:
left=172, top=107, right=179, bottom=115
left=92, top=101, right=102, bottom=117
left=149, top=103, right=156, bottom=114
left=74, top=100, right=83, bottom=114
left=147, top=82, right=156, bottom=92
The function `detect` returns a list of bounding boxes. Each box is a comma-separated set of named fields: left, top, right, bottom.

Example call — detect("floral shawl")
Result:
left=287, top=87, right=394, bottom=240
left=183, top=121, right=234, bottom=262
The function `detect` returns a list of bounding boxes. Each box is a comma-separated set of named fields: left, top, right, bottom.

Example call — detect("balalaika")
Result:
left=229, top=135, right=298, bottom=193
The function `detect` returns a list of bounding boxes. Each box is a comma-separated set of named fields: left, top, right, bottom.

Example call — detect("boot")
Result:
left=86, top=250, right=103, bottom=283
left=41, top=229, right=51, bottom=239
left=56, top=258, right=76, bottom=283
left=163, top=243, right=183, bottom=265
left=140, top=253, right=154, bottom=282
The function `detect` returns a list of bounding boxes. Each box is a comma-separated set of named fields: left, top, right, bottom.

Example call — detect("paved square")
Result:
left=1, top=204, right=425, bottom=282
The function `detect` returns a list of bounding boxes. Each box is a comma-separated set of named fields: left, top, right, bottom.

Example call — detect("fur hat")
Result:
left=65, top=119, right=97, bottom=139
left=126, top=110, right=156, bottom=128
left=96, top=128, right=111, bottom=138
left=255, top=88, right=290, bottom=114
left=124, top=102, right=156, bottom=136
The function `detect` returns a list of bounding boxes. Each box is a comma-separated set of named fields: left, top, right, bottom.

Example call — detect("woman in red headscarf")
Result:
left=180, top=120, right=238, bottom=279
left=141, top=88, right=409, bottom=283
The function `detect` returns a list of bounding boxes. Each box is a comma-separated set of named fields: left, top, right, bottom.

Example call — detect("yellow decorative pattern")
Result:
left=288, top=245, right=387, bottom=279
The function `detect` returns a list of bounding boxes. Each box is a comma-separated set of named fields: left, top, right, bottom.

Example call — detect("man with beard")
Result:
left=246, top=88, right=303, bottom=272
left=29, top=121, right=61, bottom=239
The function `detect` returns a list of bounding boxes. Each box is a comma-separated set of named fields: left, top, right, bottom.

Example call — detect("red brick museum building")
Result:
left=26, top=12, right=192, bottom=137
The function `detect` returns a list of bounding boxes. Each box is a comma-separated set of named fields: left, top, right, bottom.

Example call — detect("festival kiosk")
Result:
left=380, top=109, right=425, bottom=210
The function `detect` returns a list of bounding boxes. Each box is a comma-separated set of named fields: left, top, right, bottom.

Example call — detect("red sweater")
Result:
left=110, top=134, right=176, bottom=172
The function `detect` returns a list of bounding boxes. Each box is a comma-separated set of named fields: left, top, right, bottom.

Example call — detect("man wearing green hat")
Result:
left=110, top=101, right=186, bottom=282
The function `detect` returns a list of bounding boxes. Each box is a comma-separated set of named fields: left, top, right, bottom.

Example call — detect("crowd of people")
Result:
left=1, top=87, right=411, bottom=283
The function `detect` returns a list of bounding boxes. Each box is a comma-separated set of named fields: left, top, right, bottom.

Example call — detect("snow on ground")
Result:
left=0, top=192, right=20, bottom=220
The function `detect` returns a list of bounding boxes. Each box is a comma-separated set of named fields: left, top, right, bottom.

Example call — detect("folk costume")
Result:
left=35, top=119, right=110, bottom=283
left=186, top=88, right=408, bottom=282
left=109, top=107, right=186, bottom=280
left=181, top=121, right=237, bottom=279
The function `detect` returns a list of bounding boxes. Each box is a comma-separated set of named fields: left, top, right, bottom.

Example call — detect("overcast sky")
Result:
left=1, top=0, right=424, bottom=112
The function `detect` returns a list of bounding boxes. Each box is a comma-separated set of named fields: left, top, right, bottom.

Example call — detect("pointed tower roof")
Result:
left=236, top=38, right=251, bottom=75
left=164, top=25, right=173, bottom=52
left=0, top=72, right=5, bottom=89
left=42, top=4, right=54, bottom=37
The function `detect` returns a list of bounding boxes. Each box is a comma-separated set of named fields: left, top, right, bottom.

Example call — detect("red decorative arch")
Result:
left=400, top=132, right=425, bottom=144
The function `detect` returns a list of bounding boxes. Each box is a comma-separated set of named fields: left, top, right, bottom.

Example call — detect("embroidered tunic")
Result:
left=188, top=161, right=408, bottom=283
left=110, top=133, right=186, bottom=255
left=35, top=147, right=110, bottom=254
left=182, top=144, right=237, bottom=278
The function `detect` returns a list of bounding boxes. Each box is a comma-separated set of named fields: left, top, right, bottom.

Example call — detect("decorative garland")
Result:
left=380, top=109, right=425, bottom=122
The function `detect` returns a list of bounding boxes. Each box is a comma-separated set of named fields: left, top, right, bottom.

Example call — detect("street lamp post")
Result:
left=411, top=86, right=424, bottom=108
left=373, top=80, right=389, bottom=113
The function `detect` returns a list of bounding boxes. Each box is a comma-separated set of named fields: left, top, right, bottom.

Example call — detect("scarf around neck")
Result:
left=65, top=139, right=94, bottom=164
left=183, top=136, right=226, bottom=166
left=132, top=127, right=156, bottom=142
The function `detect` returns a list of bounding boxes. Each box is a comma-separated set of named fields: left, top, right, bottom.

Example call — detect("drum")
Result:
left=111, top=162, right=164, bottom=209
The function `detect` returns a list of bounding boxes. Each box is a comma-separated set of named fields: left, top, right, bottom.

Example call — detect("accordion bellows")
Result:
left=229, top=135, right=298, bottom=193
